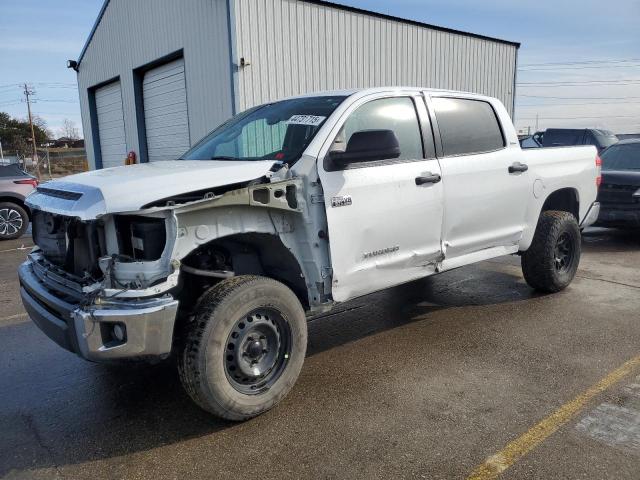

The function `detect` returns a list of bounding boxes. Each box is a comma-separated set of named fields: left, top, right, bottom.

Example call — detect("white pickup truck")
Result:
left=19, top=88, right=601, bottom=420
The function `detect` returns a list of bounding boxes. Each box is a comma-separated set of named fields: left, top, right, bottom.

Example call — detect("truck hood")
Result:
left=26, top=160, right=277, bottom=220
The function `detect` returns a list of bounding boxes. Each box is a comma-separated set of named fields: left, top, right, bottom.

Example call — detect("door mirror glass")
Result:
left=329, top=129, right=400, bottom=165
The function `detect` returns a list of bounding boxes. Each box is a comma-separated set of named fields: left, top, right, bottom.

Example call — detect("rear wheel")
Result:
left=521, top=210, right=581, bottom=293
left=0, top=202, right=29, bottom=240
left=178, top=275, right=307, bottom=421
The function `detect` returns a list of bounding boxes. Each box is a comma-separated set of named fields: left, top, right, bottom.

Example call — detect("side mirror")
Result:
left=329, top=129, right=401, bottom=166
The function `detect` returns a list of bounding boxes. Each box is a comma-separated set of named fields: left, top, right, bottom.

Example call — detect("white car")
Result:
left=20, top=87, right=600, bottom=420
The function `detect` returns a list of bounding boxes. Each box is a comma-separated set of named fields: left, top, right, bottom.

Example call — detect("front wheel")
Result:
left=521, top=210, right=581, bottom=293
left=178, top=275, right=307, bottom=421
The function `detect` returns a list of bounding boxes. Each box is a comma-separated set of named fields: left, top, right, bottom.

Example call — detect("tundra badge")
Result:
left=331, top=195, right=352, bottom=208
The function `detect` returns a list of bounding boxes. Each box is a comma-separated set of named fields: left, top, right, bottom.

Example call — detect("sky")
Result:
left=0, top=0, right=639, bottom=137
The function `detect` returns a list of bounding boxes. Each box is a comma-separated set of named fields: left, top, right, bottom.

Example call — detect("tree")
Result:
left=32, top=115, right=53, bottom=142
left=0, top=111, right=51, bottom=157
left=59, top=118, right=80, bottom=140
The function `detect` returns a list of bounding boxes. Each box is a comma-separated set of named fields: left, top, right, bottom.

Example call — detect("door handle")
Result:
left=509, top=162, right=529, bottom=173
left=415, top=173, right=442, bottom=185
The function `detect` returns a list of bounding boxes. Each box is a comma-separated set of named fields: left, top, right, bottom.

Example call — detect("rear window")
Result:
left=600, top=143, right=640, bottom=171
left=432, top=97, right=505, bottom=156
left=542, top=129, right=584, bottom=147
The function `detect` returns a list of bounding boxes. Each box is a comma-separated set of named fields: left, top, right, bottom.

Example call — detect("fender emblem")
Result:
left=363, top=245, right=400, bottom=259
left=331, top=195, right=352, bottom=208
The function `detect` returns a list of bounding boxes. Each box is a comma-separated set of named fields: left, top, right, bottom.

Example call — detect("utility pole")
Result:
left=23, top=83, right=41, bottom=179
left=535, top=113, right=539, bottom=132
left=0, top=139, right=4, bottom=162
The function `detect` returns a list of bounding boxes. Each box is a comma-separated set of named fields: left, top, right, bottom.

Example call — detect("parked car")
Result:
left=521, top=129, right=618, bottom=152
left=0, top=164, right=37, bottom=240
left=19, top=88, right=600, bottom=420
left=595, top=139, right=640, bottom=229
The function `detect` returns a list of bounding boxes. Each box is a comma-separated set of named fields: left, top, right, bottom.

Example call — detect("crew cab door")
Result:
left=318, top=94, right=443, bottom=302
left=427, top=95, right=529, bottom=261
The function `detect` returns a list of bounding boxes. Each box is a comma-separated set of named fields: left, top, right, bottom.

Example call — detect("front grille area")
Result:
left=32, top=210, right=106, bottom=280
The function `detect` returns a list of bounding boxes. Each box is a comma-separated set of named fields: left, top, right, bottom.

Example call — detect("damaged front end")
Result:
left=19, top=207, right=180, bottom=361
left=19, top=163, right=331, bottom=362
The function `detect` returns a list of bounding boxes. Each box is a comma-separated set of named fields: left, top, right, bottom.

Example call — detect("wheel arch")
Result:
left=179, top=232, right=309, bottom=311
left=0, top=194, right=31, bottom=219
left=540, top=187, right=580, bottom=221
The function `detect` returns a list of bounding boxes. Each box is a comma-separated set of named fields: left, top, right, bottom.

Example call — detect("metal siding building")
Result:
left=76, top=0, right=519, bottom=169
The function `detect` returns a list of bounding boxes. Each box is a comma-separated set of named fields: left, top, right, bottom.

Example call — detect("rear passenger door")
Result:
left=428, top=95, right=529, bottom=260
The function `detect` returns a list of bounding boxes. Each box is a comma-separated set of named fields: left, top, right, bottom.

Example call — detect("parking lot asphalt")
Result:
left=1, top=228, right=640, bottom=479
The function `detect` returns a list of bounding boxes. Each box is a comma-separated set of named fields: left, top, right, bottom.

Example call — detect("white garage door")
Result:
left=95, top=81, right=126, bottom=169
left=143, top=58, right=190, bottom=162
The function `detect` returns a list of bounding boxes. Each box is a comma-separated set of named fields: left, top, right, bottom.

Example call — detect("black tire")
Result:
left=0, top=202, right=29, bottom=240
left=521, top=210, right=581, bottom=293
left=178, top=275, right=307, bottom=421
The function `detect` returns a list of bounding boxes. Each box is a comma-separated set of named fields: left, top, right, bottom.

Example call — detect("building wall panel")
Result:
left=233, top=0, right=517, bottom=117
left=78, top=0, right=232, bottom=169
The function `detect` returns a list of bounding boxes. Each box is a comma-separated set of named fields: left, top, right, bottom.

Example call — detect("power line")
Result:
left=518, top=79, right=640, bottom=86
left=520, top=64, right=640, bottom=72
left=520, top=58, right=640, bottom=67
left=35, top=99, right=78, bottom=103
left=519, top=94, right=640, bottom=100
left=517, top=101, right=640, bottom=107
left=517, top=114, right=639, bottom=120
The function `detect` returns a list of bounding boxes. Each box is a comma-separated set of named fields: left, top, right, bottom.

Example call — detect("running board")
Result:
left=437, top=245, right=520, bottom=273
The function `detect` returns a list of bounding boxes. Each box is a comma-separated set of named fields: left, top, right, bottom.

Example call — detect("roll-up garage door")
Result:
left=143, top=58, right=190, bottom=162
left=95, top=81, right=126, bottom=169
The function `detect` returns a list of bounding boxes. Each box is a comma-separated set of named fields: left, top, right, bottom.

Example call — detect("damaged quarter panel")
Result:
left=170, top=164, right=333, bottom=310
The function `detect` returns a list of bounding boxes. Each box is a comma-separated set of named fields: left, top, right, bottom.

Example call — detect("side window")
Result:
left=432, top=97, right=505, bottom=156
left=333, top=97, right=424, bottom=160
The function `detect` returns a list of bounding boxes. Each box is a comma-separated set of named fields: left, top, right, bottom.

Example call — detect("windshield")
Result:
left=181, top=96, right=347, bottom=163
left=601, top=143, right=640, bottom=171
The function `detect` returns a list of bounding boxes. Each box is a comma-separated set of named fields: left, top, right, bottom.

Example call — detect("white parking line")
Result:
left=576, top=374, right=640, bottom=452
left=0, top=245, right=32, bottom=254
left=576, top=403, right=640, bottom=451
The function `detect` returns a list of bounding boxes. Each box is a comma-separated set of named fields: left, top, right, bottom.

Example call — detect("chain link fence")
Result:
left=0, top=148, right=88, bottom=179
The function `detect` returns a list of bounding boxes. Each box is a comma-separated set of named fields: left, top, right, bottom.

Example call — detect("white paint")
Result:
left=27, top=160, right=276, bottom=217
left=438, top=245, right=520, bottom=273
left=308, top=88, right=599, bottom=302
left=30, top=87, right=600, bottom=307
left=576, top=403, right=640, bottom=452
left=317, top=91, right=443, bottom=302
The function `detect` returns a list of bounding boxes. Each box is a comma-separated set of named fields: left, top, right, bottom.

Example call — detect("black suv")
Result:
left=526, top=129, right=618, bottom=152
left=596, top=139, right=640, bottom=229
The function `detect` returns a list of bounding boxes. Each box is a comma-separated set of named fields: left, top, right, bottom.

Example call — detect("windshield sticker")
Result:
left=287, top=115, right=326, bottom=126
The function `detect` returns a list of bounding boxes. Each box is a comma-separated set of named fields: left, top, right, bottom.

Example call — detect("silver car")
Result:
left=0, top=165, right=38, bottom=240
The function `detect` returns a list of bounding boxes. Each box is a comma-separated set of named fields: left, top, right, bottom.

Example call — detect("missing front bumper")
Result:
left=19, top=261, right=179, bottom=362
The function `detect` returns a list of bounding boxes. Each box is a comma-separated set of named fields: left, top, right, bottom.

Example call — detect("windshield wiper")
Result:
left=210, top=156, right=240, bottom=161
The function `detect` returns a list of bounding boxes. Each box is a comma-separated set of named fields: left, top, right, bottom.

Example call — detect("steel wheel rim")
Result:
left=554, top=231, right=575, bottom=273
left=0, top=208, right=23, bottom=236
left=224, top=308, right=291, bottom=395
